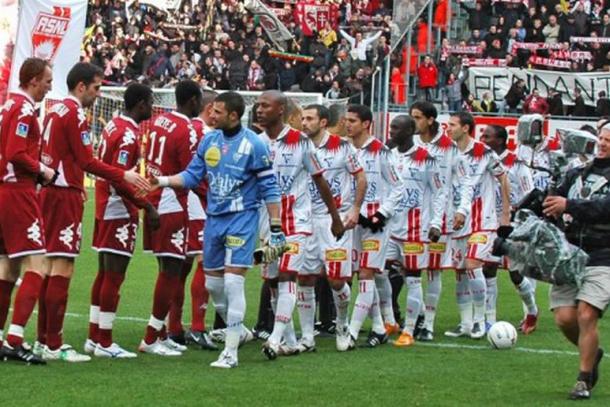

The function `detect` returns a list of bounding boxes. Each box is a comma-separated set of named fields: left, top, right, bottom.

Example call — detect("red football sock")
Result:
left=45, top=275, right=71, bottom=351
left=36, top=275, right=49, bottom=344
left=7, top=271, right=43, bottom=347
left=0, top=279, right=16, bottom=336
left=168, top=262, right=191, bottom=336
left=144, top=272, right=179, bottom=344
left=88, top=270, right=105, bottom=343
left=190, top=261, right=208, bottom=332
left=98, top=271, right=126, bottom=348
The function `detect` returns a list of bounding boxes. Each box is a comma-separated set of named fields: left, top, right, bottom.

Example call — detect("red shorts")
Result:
left=186, top=219, right=204, bottom=256
left=39, top=187, right=84, bottom=257
left=143, top=211, right=188, bottom=259
left=0, top=186, right=46, bottom=258
left=92, top=218, right=139, bottom=257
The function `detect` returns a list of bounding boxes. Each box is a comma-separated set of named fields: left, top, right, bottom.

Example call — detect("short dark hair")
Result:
left=347, top=104, right=373, bottom=123
left=201, top=89, right=218, bottom=110
left=451, top=112, right=475, bottom=135
left=216, top=91, right=245, bottom=119
left=66, top=62, right=103, bottom=91
left=19, top=57, right=50, bottom=88
left=304, top=104, right=330, bottom=122
left=410, top=101, right=437, bottom=119
left=175, top=79, right=202, bottom=108
left=490, top=124, right=508, bottom=143
left=124, top=83, right=153, bottom=111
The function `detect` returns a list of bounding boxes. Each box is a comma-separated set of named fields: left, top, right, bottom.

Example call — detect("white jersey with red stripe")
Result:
left=454, top=139, right=506, bottom=238
left=260, top=126, right=324, bottom=235
left=389, top=145, right=443, bottom=242
left=187, top=117, right=211, bottom=222
left=356, top=136, right=403, bottom=218
left=308, top=132, right=362, bottom=215
left=494, top=150, right=534, bottom=216
left=516, top=136, right=560, bottom=192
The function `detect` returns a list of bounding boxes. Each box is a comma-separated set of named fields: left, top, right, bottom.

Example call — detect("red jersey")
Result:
left=95, top=115, right=148, bottom=220
left=0, top=90, right=45, bottom=188
left=145, top=111, right=197, bottom=214
left=41, top=96, right=124, bottom=192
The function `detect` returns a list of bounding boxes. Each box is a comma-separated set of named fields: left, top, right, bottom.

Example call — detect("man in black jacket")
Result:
left=542, top=125, right=610, bottom=400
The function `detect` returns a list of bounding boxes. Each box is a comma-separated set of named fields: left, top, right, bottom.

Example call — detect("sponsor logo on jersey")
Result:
left=16, top=122, right=29, bottom=138
left=468, top=233, right=488, bottom=245
left=325, top=248, right=347, bottom=261
left=362, top=239, right=380, bottom=252
left=226, top=235, right=245, bottom=248
left=403, top=242, right=424, bottom=254
left=205, top=146, right=221, bottom=167
left=118, top=150, right=129, bottom=165
left=285, top=242, right=300, bottom=255
left=428, top=242, right=446, bottom=253
left=81, top=131, right=91, bottom=146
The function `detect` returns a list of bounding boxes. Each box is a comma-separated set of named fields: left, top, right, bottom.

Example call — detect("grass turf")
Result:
left=1, top=196, right=609, bottom=406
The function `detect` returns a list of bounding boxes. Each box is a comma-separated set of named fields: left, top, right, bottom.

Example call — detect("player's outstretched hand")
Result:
left=145, top=203, right=161, bottom=231
left=428, top=226, right=441, bottom=243
left=453, top=213, right=465, bottom=231
left=124, top=168, right=150, bottom=193
left=331, top=215, right=345, bottom=240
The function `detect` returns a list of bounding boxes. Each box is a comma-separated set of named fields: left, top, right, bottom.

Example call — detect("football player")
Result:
left=0, top=58, right=54, bottom=365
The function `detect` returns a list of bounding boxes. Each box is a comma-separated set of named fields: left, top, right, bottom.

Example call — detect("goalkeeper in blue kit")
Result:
left=152, top=92, right=283, bottom=368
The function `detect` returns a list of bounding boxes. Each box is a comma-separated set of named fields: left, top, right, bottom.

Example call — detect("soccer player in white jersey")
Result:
left=410, top=101, right=461, bottom=340
left=299, top=104, right=366, bottom=352
left=344, top=104, right=404, bottom=349
left=447, top=112, right=511, bottom=339
left=256, top=91, right=344, bottom=360
left=384, top=115, right=444, bottom=347
left=481, top=125, right=539, bottom=334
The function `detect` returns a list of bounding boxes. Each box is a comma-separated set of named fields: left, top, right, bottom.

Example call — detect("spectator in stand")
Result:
left=460, top=0, right=492, bottom=33
left=523, top=88, right=550, bottom=114
left=570, top=88, right=588, bottom=116
left=597, top=91, right=610, bottom=116
left=462, top=93, right=484, bottom=113
left=598, top=13, right=610, bottom=37
left=504, top=79, right=528, bottom=113
left=445, top=71, right=463, bottom=112
left=480, top=91, right=498, bottom=113
left=526, top=18, right=546, bottom=42
left=548, top=89, right=565, bottom=116
left=417, top=54, right=438, bottom=101
left=543, top=14, right=560, bottom=44
left=560, top=14, right=578, bottom=43
left=486, top=38, right=507, bottom=59
left=572, top=3, right=590, bottom=36
left=279, top=61, right=297, bottom=92
left=339, top=28, right=382, bottom=68
left=391, top=67, right=407, bottom=104
left=326, top=80, right=342, bottom=100
left=246, top=60, right=264, bottom=90
left=468, top=29, right=483, bottom=46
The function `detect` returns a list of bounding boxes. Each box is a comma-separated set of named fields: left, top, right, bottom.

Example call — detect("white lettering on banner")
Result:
left=467, top=67, right=610, bottom=106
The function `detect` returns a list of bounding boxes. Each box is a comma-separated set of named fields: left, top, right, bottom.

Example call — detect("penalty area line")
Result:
left=417, top=341, right=583, bottom=357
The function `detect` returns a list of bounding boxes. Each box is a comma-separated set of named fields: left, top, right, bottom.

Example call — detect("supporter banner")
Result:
left=0, top=0, right=18, bottom=104
left=294, top=0, right=339, bottom=36
left=244, top=0, right=294, bottom=50
left=447, top=45, right=482, bottom=54
left=492, top=0, right=528, bottom=5
left=571, top=51, right=593, bottom=61
left=391, top=0, right=428, bottom=52
left=570, top=36, right=610, bottom=43
left=511, top=42, right=563, bottom=52
left=126, top=0, right=181, bottom=12
left=462, top=58, right=507, bottom=67
left=9, top=0, right=88, bottom=99
left=467, top=67, right=610, bottom=106
left=528, top=56, right=571, bottom=69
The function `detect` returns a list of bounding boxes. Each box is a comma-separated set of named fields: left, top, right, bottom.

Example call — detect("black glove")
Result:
left=368, top=211, right=387, bottom=233
left=428, top=226, right=441, bottom=243
left=358, top=214, right=372, bottom=228
left=497, top=225, right=514, bottom=239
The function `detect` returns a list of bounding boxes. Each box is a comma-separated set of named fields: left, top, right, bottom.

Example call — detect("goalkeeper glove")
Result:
left=269, top=219, right=286, bottom=249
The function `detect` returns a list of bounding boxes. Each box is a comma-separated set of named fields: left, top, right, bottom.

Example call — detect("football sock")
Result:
left=296, top=285, right=316, bottom=341
left=485, top=277, right=498, bottom=325
left=99, top=271, right=126, bottom=348
left=518, top=278, right=539, bottom=316
left=268, top=281, right=296, bottom=345
left=168, top=265, right=189, bottom=336
left=0, top=279, right=15, bottom=334
left=424, top=270, right=442, bottom=332
left=88, top=270, right=104, bottom=343
left=7, top=271, right=43, bottom=347
left=36, top=275, right=49, bottom=344
left=468, top=268, right=486, bottom=324
left=45, top=275, right=71, bottom=350
left=144, top=272, right=179, bottom=345
left=205, top=275, right=227, bottom=322
left=370, top=283, right=385, bottom=335
left=284, top=320, right=298, bottom=347
left=348, top=279, right=374, bottom=340
left=405, top=276, right=423, bottom=336
left=456, top=272, right=473, bottom=329
left=331, top=282, right=351, bottom=328
left=224, top=273, right=245, bottom=358
left=375, top=272, right=396, bottom=326
left=190, top=260, right=208, bottom=332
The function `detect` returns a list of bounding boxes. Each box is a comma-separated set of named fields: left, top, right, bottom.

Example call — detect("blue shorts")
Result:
left=203, top=209, right=259, bottom=271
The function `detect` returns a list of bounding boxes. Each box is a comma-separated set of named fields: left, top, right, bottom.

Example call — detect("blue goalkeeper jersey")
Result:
left=179, top=126, right=280, bottom=216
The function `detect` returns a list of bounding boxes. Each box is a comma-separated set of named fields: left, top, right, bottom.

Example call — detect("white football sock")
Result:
left=456, top=272, right=473, bottom=329
left=99, top=311, right=116, bottom=331
left=296, top=285, right=316, bottom=341
left=331, top=282, right=351, bottom=328
left=370, top=283, right=386, bottom=335
left=468, top=268, right=486, bottom=324
left=485, top=277, right=498, bottom=325
left=268, top=281, right=296, bottom=345
left=205, top=275, right=227, bottom=322
left=375, top=272, right=396, bottom=326
left=518, top=278, right=538, bottom=316
left=89, top=305, right=100, bottom=327
left=224, top=273, right=246, bottom=358
left=424, top=270, right=442, bottom=332
left=404, top=276, right=423, bottom=336
left=284, top=320, right=298, bottom=347
left=348, top=279, right=374, bottom=340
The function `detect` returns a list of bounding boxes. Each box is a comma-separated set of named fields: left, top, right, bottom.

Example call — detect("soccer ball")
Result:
left=487, top=321, right=518, bottom=349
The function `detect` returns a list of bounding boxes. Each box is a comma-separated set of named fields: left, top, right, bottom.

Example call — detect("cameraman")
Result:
left=542, top=124, right=610, bottom=400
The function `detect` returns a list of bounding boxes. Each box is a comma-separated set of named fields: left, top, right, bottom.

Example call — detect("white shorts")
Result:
left=261, top=234, right=309, bottom=279
left=386, top=237, right=428, bottom=271
left=303, top=216, right=353, bottom=279
left=453, top=231, right=498, bottom=270
left=352, top=224, right=390, bottom=272
left=427, top=234, right=453, bottom=270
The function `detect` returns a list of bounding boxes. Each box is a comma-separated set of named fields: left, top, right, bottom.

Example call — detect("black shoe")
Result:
left=251, top=327, right=271, bottom=341
left=185, top=329, right=218, bottom=350
left=417, top=328, right=434, bottom=342
left=364, top=331, right=388, bottom=348
left=169, top=332, right=186, bottom=346
left=2, top=344, right=46, bottom=365
left=413, top=315, right=425, bottom=338
left=568, top=381, right=591, bottom=400
left=315, top=322, right=336, bottom=338
left=592, top=348, right=604, bottom=389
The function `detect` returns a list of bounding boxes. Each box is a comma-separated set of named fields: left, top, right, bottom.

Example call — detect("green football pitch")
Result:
left=2, top=196, right=609, bottom=406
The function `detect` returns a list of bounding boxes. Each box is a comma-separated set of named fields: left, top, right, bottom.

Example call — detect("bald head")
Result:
left=389, top=115, right=416, bottom=147
left=257, top=90, right=288, bottom=128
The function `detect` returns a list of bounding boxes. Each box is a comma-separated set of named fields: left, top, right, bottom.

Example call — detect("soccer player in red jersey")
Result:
left=84, top=83, right=160, bottom=358
left=139, top=79, right=203, bottom=356
left=0, top=58, right=55, bottom=364
left=36, top=63, right=150, bottom=362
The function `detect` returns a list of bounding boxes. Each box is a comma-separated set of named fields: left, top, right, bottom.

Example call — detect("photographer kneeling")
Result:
left=542, top=124, right=610, bottom=400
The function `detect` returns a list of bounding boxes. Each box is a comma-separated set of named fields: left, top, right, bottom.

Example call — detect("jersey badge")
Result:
left=118, top=150, right=129, bottom=166
left=81, top=131, right=91, bottom=146
left=16, top=122, right=29, bottom=138
left=205, top=145, right=221, bottom=167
